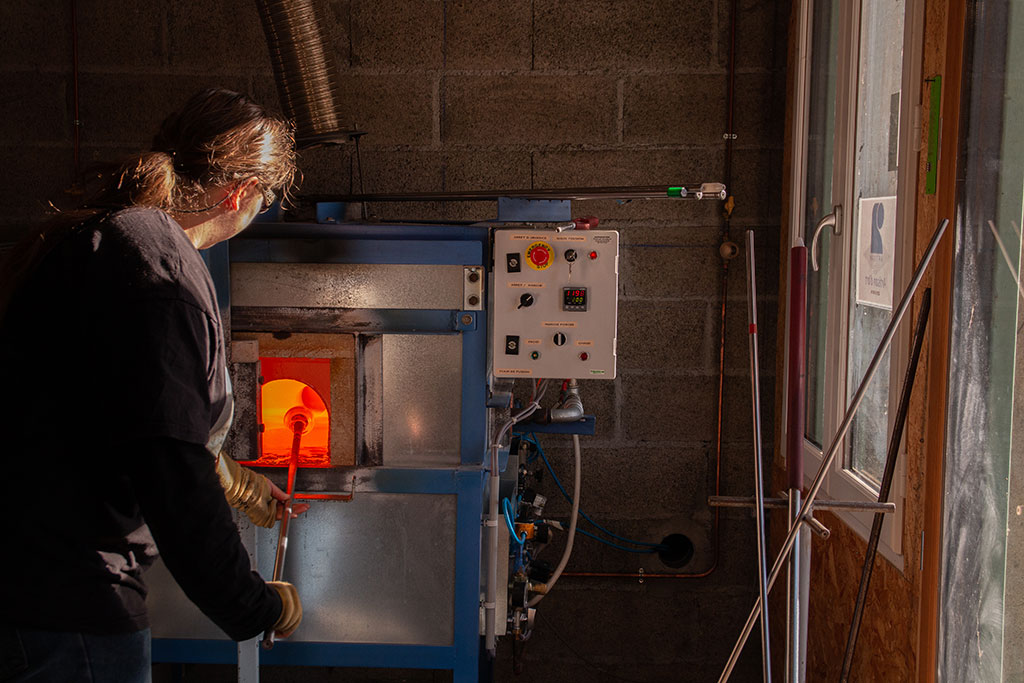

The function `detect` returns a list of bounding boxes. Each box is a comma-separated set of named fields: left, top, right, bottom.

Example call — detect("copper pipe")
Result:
left=70, top=0, right=82, bottom=187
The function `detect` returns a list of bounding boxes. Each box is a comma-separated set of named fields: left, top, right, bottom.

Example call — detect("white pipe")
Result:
left=528, top=434, right=581, bottom=607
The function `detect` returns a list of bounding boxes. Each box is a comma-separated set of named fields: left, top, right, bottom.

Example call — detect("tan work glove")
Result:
left=268, top=581, right=303, bottom=637
left=215, top=452, right=278, bottom=528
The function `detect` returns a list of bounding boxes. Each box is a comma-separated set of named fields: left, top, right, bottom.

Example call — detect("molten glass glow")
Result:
left=258, top=378, right=330, bottom=467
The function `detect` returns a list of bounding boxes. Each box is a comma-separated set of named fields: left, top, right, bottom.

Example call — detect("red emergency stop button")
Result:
left=526, top=242, right=553, bottom=270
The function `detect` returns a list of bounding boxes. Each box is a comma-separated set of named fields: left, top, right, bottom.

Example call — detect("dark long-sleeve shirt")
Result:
left=0, top=207, right=280, bottom=640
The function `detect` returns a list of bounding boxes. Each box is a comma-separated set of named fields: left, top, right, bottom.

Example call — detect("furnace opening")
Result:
left=252, top=377, right=330, bottom=467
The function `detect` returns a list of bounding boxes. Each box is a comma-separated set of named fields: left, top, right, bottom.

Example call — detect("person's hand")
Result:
left=268, top=581, right=302, bottom=637
left=269, top=479, right=311, bottom=519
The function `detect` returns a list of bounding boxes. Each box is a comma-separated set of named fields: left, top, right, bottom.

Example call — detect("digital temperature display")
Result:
left=562, top=287, right=588, bottom=311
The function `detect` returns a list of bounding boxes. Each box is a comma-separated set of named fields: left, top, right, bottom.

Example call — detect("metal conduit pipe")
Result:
left=548, top=379, right=584, bottom=424
left=255, top=0, right=351, bottom=148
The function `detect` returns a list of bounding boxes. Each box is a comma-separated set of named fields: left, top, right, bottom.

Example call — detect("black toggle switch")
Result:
left=506, top=253, right=521, bottom=272
left=505, top=335, right=520, bottom=354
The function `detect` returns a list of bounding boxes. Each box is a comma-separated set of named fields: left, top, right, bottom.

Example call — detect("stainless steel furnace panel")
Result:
left=148, top=493, right=457, bottom=645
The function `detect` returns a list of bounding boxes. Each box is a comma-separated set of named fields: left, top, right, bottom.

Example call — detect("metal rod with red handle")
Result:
left=262, top=408, right=308, bottom=650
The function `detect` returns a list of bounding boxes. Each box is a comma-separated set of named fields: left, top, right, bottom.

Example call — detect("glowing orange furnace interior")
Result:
left=246, top=357, right=331, bottom=468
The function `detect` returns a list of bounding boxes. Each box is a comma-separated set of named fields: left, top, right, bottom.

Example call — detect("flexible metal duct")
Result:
left=256, top=0, right=349, bottom=148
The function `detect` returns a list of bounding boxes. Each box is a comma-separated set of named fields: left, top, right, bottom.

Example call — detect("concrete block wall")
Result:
left=0, top=1, right=787, bottom=681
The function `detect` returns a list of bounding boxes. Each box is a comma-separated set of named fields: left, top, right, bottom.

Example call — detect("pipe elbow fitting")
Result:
left=549, top=380, right=584, bottom=423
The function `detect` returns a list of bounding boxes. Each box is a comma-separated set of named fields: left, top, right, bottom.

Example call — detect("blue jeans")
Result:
left=0, top=627, right=151, bottom=683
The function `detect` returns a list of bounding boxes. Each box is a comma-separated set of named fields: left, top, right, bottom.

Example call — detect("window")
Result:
left=938, top=3, right=1024, bottom=678
left=785, top=0, right=924, bottom=564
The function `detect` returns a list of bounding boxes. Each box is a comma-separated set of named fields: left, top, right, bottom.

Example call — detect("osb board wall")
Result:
left=803, top=512, right=917, bottom=681
left=770, top=0, right=954, bottom=678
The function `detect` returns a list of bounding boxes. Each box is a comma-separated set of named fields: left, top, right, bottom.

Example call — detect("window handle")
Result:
left=810, top=205, right=842, bottom=272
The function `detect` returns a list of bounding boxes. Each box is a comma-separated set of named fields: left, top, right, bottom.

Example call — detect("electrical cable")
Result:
left=524, top=433, right=665, bottom=550
left=527, top=434, right=581, bottom=607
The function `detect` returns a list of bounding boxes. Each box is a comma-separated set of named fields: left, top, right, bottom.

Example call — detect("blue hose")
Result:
left=523, top=433, right=666, bottom=551
left=503, top=497, right=526, bottom=544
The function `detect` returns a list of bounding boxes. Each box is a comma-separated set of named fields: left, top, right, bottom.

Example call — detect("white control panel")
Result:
left=491, top=228, right=618, bottom=379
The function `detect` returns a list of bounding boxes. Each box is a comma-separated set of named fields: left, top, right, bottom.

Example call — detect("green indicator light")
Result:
left=667, top=186, right=684, bottom=198
left=530, top=351, right=540, bottom=360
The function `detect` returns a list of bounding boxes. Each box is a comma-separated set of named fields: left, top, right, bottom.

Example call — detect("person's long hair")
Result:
left=0, top=88, right=297, bottom=320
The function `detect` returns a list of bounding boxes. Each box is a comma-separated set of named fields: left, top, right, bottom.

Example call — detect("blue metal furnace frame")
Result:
left=157, top=222, right=491, bottom=682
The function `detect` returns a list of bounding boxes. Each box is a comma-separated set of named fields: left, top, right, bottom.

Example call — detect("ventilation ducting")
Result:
left=256, top=0, right=351, bottom=148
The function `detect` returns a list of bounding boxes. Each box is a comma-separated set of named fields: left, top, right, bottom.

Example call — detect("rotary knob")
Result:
left=518, top=293, right=535, bottom=309
left=553, top=332, right=566, bottom=346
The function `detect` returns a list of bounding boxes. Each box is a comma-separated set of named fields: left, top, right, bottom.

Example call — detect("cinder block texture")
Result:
left=619, top=243, right=723, bottom=300
left=1, top=73, right=70, bottom=145
left=350, top=0, right=444, bottom=69
left=622, top=374, right=720, bottom=444
left=167, top=0, right=272, bottom=71
left=335, top=74, right=435, bottom=146
left=75, top=0, right=163, bottom=69
left=444, top=75, right=618, bottom=145
left=446, top=0, right=532, bottom=70
left=534, top=0, right=715, bottom=71
left=0, top=0, right=71, bottom=68
left=77, top=74, right=250, bottom=146
left=617, top=299, right=712, bottom=372
left=624, top=74, right=728, bottom=146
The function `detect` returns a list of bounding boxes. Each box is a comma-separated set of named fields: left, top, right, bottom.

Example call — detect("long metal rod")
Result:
left=717, top=218, right=949, bottom=683
left=262, top=419, right=304, bottom=650
left=785, top=242, right=808, bottom=683
left=839, top=289, right=932, bottom=681
left=708, top=496, right=896, bottom=513
left=304, top=183, right=727, bottom=203
left=787, top=490, right=802, bottom=682
left=745, top=230, right=772, bottom=682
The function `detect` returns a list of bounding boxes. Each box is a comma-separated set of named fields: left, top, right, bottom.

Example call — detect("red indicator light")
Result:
left=579, top=352, right=589, bottom=361
left=589, top=251, right=598, bottom=260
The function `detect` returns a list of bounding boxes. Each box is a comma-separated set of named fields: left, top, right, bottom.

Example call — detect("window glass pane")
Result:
left=940, top=3, right=1024, bottom=679
left=802, top=0, right=839, bottom=449
left=845, top=0, right=905, bottom=486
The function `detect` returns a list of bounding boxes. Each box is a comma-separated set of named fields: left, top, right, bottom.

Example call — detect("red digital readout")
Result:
left=564, top=287, right=587, bottom=307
